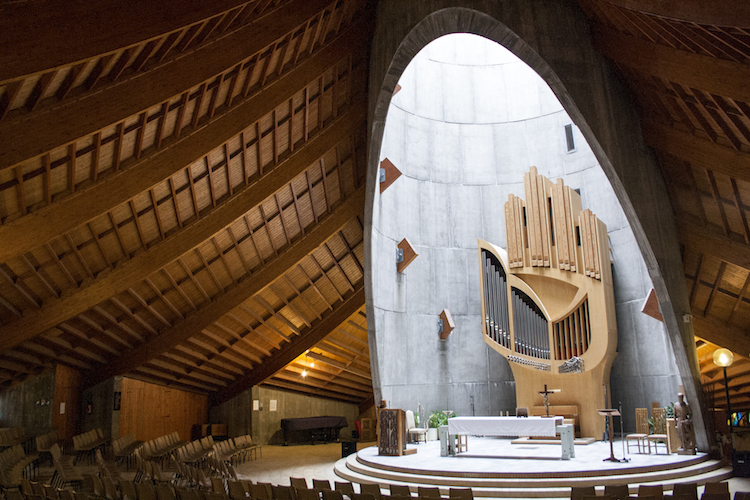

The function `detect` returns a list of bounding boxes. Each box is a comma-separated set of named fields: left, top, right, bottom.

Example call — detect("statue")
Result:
left=674, top=392, right=696, bottom=455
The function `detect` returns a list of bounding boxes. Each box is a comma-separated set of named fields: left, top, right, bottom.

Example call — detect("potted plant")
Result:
left=427, top=410, right=452, bottom=441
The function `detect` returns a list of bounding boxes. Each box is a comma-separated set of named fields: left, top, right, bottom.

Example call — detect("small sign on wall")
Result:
left=269, top=400, right=277, bottom=412
left=113, top=392, right=121, bottom=411
left=59, top=402, right=65, bottom=415
left=253, top=400, right=260, bottom=411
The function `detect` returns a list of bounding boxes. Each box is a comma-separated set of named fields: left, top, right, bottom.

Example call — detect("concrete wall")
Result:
left=80, top=378, right=115, bottom=440
left=369, top=34, right=681, bottom=432
left=0, top=369, right=55, bottom=436
left=210, top=385, right=360, bottom=445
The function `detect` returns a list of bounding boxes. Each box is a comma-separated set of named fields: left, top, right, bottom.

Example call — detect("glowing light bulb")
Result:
left=302, top=370, right=307, bottom=377
left=310, top=361, right=315, bottom=368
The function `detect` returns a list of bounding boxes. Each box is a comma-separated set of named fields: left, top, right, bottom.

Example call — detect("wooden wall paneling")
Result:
left=52, top=364, right=82, bottom=440
left=119, top=377, right=207, bottom=441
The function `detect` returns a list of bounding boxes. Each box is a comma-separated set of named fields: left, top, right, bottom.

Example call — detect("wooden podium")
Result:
left=378, top=409, right=416, bottom=456
left=597, top=409, right=623, bottom=462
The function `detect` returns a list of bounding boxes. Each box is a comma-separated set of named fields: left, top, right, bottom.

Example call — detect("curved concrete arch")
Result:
left=363, top=2, right=711, bottom=450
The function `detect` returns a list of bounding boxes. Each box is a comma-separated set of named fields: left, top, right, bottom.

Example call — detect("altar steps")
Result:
left=333, top=448, right=731, bottom=499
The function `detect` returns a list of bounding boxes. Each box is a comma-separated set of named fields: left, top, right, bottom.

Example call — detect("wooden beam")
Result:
left=0, top=25, right=369, bottom=263
left=212, top=284, right=365, bottom=405
left=82, top=187, right=364, bottom=388
left=0, top=0, right=336, bottom=169
left=0, top=0, right=253, bottom=82
left=593, top=24, right=750, bottom=104
left=598, top=0, right=750, bottom=28
left=691, top=312, right=750, bottom=362
left=641, top=119, right=750, bottom=184
left=677, top=217, right=750, bottom=270
left=0, top=107, right=367, bottom=351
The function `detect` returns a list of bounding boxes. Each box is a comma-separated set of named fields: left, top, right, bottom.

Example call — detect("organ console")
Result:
left=478, top=167, right=618, bottom=438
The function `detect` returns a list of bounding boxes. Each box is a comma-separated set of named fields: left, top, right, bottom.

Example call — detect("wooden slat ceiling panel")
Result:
left=0, top=2, right=368, bottom=267
left=0, top=0, right=374, bottom=404
left=0, top=1, right=296, bottom=116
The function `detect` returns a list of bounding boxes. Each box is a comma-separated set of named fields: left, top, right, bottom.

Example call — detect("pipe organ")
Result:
left=478, top=167, right=618, bottom=438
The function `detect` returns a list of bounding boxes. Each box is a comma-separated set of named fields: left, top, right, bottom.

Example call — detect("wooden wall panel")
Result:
left=53, top=364, right=82, bottom=440
left=118, top=377, right=208, bottom=441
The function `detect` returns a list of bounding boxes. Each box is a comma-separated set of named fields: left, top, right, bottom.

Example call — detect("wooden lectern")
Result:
left=597, top=409, right=622, bottom=462
left=378, top=409, right=416, bottom=456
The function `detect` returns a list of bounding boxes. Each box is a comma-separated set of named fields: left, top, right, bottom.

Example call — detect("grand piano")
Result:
left=280, top=416, right=348, bottom=445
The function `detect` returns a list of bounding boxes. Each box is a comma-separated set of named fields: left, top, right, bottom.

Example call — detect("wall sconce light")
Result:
left=36, top=398, right=50, bottom=406
left=439, top=309, right=455, bottom=340
left=397, top=238, right=418, bottom=273
left=379, top=158, right=402, bottom=193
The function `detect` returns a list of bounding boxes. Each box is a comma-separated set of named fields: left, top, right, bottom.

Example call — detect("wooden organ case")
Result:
left=478, top=167, right=618, bottom=438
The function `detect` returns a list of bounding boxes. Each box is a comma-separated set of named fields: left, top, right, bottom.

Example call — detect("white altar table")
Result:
left=448, top=416, right=563, bottom=437
left=445, top=416, right=574, bottom=460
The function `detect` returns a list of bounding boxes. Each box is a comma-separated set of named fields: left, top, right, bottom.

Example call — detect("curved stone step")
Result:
left=334, top=452, right=732, bottom=499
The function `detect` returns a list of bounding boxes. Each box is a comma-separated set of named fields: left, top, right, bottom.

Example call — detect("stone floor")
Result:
left=234, top=440, right=750, bottom=496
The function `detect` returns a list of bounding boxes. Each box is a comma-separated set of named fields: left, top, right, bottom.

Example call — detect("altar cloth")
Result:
left=448, top=416, right=563, bottom=437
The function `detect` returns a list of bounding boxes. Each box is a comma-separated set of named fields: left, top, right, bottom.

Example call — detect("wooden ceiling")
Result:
left=0, top=0, right=373, bottom=407
left=0, top=0, right=748, bottom=413
left=578, top=0, right=750, bottom=410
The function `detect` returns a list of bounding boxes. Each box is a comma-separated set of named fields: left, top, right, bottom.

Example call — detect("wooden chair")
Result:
left=295, top=489, right=320, bottom=500
left=638, top=485, right=663, bottom=500
left=335, top=482, right=355, bottom=499
left=314, top=480, right=333, bottom=492
left=605, top=484, right=631, bottom=500
left=416, top=488, right=440, bottom=499
left=323, top=491, right=344, bottom=500
left=571, top=487, right=596, bottom=500
left=670, top=483, right=698, bottom=500
left=228, top=482, right=248, bottom=500
left=702, top=483, right=730, bottom=500
left=360, top=484, right=382, bottom=500
left=405, top=410, right=427, bottom=444
left=290, top=479, right=308, bottom=490
left=352, top=495, right=375, bottom=500
left=119, top=480, right=137, bottom=500
left=448, top=488, right=473, bottom=500
left=390, top=486, right=411, bottom=498
left=626, top=409, right=650, bottom=454
left=648, top=408, right=669, bottom=454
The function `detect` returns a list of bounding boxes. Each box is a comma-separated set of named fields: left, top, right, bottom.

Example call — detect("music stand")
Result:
left=597, top=409, right=624, bottom=462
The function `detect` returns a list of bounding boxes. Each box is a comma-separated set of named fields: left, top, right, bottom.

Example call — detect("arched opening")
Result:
left=363, top=5, right=709, bottom=450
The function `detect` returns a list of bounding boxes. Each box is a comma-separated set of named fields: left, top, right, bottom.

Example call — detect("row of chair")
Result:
left=36, top=431, right=62, bottom=465
left=0, top=428, right=30, bottom=448
left=212, top=436, right=260, bottom=464
left=570, top=481, right=735, bottom=500
left=0, top=444, right=38, bottom=488
left=72, top=430, right=106, bottom=465
left=49, top=443, right=82, bottom=491
left=174, top=438, right=215, bottom=465
left=141, top=433, right=186, bottom=462
left=113, top=434, right=145, bottom=467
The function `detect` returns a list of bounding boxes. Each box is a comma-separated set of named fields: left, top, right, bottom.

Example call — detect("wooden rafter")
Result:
left=82, top=188, right=364, bottom=387
left=212, top=284, right=365, bottom=404
left=0, top=106, right=366, bottom=350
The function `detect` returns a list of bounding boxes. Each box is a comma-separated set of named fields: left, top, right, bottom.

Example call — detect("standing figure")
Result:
left=674, top=392, right=696, bottom=455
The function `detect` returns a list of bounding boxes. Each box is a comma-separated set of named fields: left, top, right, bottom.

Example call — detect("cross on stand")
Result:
left=538, top=384, right=558, bottom=417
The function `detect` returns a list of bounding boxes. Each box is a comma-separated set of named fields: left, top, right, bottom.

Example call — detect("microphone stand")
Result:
left=619, top=401, right=630, bottom=462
